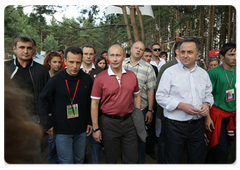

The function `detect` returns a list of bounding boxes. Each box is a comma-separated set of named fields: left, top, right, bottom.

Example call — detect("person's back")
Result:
left=4, top=67, right=43, bottom=163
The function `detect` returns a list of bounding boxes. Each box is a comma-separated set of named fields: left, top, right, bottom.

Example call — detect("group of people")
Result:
left=4, top=36, right=236, bottom=164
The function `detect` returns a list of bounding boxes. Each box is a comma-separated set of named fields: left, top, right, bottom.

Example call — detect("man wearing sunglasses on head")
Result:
left=150, top=43, right=166, bottom=72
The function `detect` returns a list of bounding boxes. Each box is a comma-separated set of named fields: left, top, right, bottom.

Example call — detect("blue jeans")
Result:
left=56, top=132, right=87, bottom=164
left=48, top=133, right=58, bottom=164
left=89, top=133, right=101, bottom=164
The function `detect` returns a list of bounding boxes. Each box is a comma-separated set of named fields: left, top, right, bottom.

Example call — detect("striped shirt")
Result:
left=123, top=58, right=156, bottom=110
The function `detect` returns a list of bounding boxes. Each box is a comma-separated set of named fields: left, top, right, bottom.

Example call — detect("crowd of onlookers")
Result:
left=4, top=36, right=236, bottom=164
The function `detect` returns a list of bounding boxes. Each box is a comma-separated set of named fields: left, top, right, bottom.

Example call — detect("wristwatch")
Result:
left=148, top=110, right=154, bottom=113
left=93, top=128, right=100, bottom=133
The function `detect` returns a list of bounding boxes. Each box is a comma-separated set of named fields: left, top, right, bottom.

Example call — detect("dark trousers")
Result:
left=205, top=117, right=230, bottom=163
left=146, top=112, right=156, bottom=154
left=157, top=120, right=165, bottom=163
left=164, top=118, right=205, bottom=164
left=101, top=114, right=138, bottom=163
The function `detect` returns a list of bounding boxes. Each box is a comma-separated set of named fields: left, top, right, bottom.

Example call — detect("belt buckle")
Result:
left=120, top=115, right=124, bottom=121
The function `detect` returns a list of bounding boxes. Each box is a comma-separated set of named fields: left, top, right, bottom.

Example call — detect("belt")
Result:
left=166, top=117, right=203, bottom=124
left=103, top=113, right=131, bottom=121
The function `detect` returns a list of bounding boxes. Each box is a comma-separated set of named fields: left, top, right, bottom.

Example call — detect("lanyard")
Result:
left=65, top=79, right=80, bottom=104
left=221, top=65, right=234, bottom=88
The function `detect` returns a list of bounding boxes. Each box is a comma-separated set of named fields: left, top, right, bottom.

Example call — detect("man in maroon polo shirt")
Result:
left=91, top=44, right=141, bottom=163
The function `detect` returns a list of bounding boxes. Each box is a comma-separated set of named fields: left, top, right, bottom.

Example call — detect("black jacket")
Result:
left=38, top=69, right=93, bottom=134
left=5, top=58, right=50, bottom=118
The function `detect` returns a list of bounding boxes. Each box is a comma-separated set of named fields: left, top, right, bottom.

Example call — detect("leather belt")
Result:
left=103, top=113, right=131, bottom=121
left=166, top=117, right=203, bottom=124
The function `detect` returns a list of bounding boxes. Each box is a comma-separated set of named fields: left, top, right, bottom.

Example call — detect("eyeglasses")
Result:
left=153, top=48, right=161, bottom=52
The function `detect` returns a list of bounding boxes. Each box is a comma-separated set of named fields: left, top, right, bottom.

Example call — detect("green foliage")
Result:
left=42, top=35, right=59, bottom=51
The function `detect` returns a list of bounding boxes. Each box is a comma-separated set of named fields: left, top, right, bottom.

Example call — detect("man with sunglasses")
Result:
left=150, top=43, right=166, bottom=72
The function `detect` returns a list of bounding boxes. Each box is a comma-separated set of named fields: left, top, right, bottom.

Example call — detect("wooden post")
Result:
left=130, top=6, right=140, bottom=42
left=121, top=6, right=133, bottom=46
left=135, top=5, right=145, bottom=43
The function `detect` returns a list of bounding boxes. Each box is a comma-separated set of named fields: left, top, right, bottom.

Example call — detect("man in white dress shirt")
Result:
left=156, top=37, right=214, bottom=163
left=150, top=43, right=166, bottom=72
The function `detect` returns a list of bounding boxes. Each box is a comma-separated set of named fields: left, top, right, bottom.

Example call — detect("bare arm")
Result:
left=133, top=93, right=141, bottom=109
left=145, top=89, right=154, bottom=124
left=91, top=98, right=102, bottom=143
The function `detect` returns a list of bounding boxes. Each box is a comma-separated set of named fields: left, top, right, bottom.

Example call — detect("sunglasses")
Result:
left=49, top=51, right=58, bottom=55
left=153, top=48, right=161, bottom=51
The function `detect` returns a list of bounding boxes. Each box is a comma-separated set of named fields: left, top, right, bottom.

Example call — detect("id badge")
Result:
left=226, top=89, right=235, bottom=102
left=67, top=104, right=79, bottom=119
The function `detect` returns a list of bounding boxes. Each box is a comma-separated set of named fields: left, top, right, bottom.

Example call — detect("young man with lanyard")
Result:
left=91, top=44, right=141, bottom=163
left=205, top=43, right=236, bottom=163
left=39, top=46, right=93, bottom=164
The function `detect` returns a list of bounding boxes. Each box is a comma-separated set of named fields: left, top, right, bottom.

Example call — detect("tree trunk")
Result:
left=206, top=6, right=212, bottom=64
left=130, top=6, right=140, bottom=42
left=158, top=6, right=161, bottom=42
left=121, top=5, right=133, bottom=46
left=135, top=5, right=145, bottom=43
left=228, top=5, right=232, bottom=42
left=232, top=7, right=236, bottom=43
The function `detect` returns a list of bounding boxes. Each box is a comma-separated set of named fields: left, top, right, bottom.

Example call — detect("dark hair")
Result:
left=82, top=44, right=96, bottom=54
left=31, top=38, right=37, bottom=46
left=173, top=40, right=183, bottom=57
left=160, top=51, right=168, bottom=58
left=178, top=37, right=201, bottom=53
left=5, top=67, right=43, bottom=163
left=14, top=36, right=33, bottom=47
left=43, top=51, right=63, bottom=71
left=58, top=49, right=64, bottom=54
left=144, top=47, right=152, bottom=53
left=151, top=42, right=161, bottom=49
left=95, top=56, right=108, bottom=70
left=219, top=43, right=236, bottom=57
left=101, top=51, right=108, bottom=56
left=64, top=46, right=83, bottom=59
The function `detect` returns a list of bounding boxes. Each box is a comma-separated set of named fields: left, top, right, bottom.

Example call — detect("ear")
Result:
left=13, top=46, right=16, bottom=53
left=196, top=51, right=201, bottom=60
left=64, top=58, right=67, bottom=63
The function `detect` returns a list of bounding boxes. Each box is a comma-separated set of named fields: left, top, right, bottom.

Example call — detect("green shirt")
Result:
left=208, top=65, right=236, bottom=112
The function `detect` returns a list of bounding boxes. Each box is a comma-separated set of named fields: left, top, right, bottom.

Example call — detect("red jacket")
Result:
left=204, top=105, right=236, bottom=151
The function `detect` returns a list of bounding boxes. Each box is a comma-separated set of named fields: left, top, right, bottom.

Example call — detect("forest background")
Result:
left=4, top=5, right=236, bottom=64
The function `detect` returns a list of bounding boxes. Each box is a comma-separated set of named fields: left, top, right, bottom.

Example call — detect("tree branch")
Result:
left=51, top=14, right=128, bottom=30
left=7, top=5, right=33, bottom=16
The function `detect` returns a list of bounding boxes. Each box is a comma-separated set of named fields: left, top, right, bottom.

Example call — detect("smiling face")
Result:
left=65, top=52, right=82, bottom=76
left=179, top=42, right=200, bottom=70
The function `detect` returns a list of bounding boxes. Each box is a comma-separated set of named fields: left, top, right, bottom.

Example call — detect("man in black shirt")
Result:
left=39, top=46, right=93, bottom=164
left=5, top=36, right=50, bottom=123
